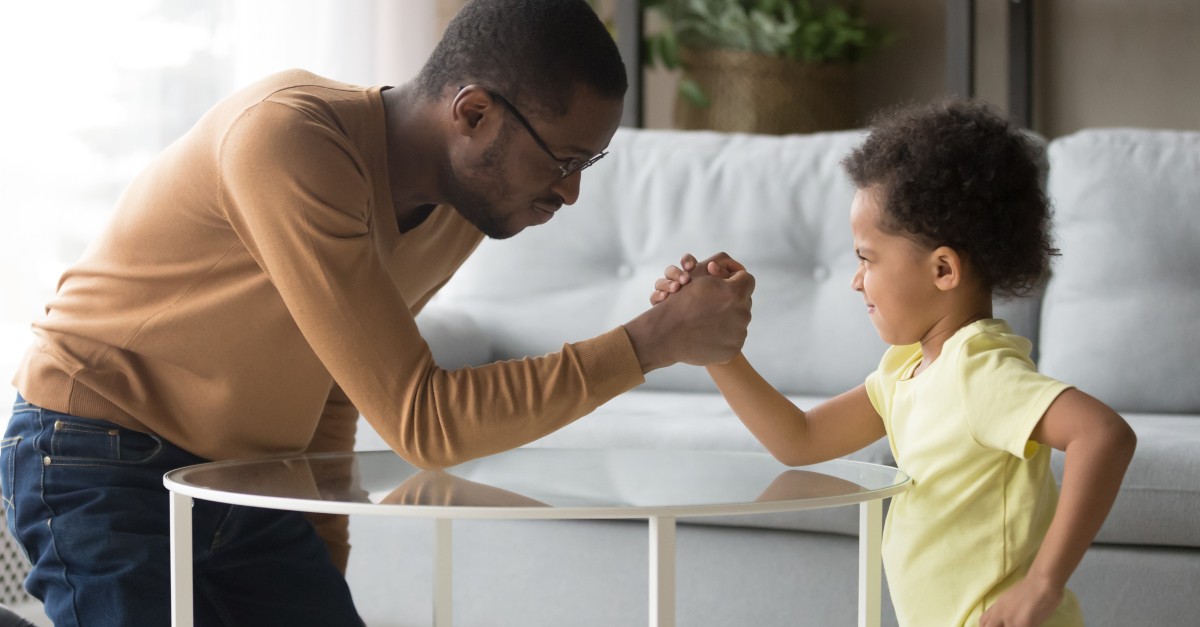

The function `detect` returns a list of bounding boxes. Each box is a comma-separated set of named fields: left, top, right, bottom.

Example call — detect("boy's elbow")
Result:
left=1117, top=419, right=1137, bottom=456
left=1102, top=412, right=1137, bottom=463
left=773, top=452, right=805, bottom=468
left=770, top=447, right=819, bottom=468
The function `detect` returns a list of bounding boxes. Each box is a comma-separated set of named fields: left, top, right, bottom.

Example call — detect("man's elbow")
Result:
left=392, top=439, right=471, bottom=471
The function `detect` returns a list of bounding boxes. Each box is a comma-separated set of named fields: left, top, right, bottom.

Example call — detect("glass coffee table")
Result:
left=164, top=448, right=908, bottom=627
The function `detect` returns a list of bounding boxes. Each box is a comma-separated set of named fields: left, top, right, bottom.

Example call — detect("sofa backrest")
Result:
left=1040, top=129, right=1200, bottom=414
left=428, top=128, right=1043, bottom=397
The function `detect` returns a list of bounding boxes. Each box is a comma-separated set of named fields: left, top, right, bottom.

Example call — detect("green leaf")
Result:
left=678, top=78, right=711, bottom=108
left=660, top=28, right=682, bottom=68
left=643, top=0, right=891, bottom=65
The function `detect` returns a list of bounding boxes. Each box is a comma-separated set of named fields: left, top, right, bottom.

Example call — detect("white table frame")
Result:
left=165, top=451, right=907, bottom=627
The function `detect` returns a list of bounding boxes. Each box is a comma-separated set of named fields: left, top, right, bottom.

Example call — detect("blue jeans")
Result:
left=1, top=395, right=363, bottom=626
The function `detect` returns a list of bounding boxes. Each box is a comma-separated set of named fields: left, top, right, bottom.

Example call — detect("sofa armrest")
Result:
left=415, top=305, right=493, bottom=370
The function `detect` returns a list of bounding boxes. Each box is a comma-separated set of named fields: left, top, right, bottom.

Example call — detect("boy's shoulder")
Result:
left=947, top=319, right=1036, bottom=370
left=871, top=319, right=1039, bottom=390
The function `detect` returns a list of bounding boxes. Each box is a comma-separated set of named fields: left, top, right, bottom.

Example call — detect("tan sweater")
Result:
left=16, top=69, right=644, bottom=472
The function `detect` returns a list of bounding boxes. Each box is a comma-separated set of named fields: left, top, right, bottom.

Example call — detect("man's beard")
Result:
left=446, top=130, right=519, bottom=240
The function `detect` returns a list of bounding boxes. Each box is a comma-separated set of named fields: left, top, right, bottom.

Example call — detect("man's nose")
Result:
left=550, top=171, right=582, bottom=206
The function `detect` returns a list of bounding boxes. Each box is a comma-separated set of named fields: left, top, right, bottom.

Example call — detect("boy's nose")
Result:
left=850, top=266, right=864, bottom=292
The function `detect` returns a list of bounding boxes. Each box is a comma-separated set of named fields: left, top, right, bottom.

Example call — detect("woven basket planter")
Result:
left=675, top=47, right=855, bottom=135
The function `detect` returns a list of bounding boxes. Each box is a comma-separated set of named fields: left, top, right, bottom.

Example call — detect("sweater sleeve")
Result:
left=218, top=101, right=644, bottom=469
left=303, top=382, right=360, bottom=573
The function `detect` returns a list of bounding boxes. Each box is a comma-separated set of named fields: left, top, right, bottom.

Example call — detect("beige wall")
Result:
left=644, top=1, right=1200, bottom=139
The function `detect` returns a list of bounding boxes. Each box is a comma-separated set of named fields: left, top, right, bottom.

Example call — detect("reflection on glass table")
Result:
left=165, top=448, right=909, bottom=627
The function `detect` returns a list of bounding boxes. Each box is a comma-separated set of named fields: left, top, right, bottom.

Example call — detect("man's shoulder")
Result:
left=215, top=70, right=385, bottom=165
left=256, top=70, right=373, bottom=108
left=214, top=70, right=377, bottom=134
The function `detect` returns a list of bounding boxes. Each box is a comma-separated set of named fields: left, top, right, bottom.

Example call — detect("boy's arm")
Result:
left=708, top=355, right=886, bottom=466
left=653, top=252, right=885, bottom=466
left=981, top=389, right=1136, bottom=627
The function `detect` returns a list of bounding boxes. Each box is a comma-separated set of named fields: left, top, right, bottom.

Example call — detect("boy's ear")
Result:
left=930, top=246, right=963, bottom=291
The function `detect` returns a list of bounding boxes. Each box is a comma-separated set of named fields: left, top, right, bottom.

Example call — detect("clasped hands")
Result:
left=623, top=252, right=753, bottom=373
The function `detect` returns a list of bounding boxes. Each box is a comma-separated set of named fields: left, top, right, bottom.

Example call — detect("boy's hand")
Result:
left=650, top=253, right=745, bottom=305
left=625, top=251, right=754, bottom=372
left=979, top=576, right=1063, bottom=627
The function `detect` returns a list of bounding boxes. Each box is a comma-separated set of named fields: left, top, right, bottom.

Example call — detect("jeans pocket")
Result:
left=1, top=435, right=20, bottom=512
left=48, top=417, right=164, bottom=466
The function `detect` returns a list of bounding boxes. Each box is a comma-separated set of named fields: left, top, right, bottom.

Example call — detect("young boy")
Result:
left=651, top=100, right=1136, bottom=626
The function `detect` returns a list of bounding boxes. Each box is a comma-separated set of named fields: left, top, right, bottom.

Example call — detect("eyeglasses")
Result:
left=474, top=88, right=608, bottom=179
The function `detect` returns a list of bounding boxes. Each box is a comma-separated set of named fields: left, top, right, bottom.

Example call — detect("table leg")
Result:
left=858, top=500, right=883, bottom=627
left=648, top=516, right=676, bottom=627
left=434, top=518, right=452, bottom=627
left=170, top=491, right=194, bottom=627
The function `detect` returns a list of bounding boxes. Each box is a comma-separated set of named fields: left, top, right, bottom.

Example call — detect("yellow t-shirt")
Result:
left=865, top=319, right=1083, bottom=626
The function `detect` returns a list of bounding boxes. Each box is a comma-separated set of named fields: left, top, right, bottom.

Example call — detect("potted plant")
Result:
left=642, top=0, right=889, bottom=134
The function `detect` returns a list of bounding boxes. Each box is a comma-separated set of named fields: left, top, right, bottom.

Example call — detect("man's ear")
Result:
left=930, top=245, right=963, bottom=291
left=450, top=85, right=493, bottom=137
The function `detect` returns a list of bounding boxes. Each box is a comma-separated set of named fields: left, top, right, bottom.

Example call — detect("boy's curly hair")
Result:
left=842, top=99, right=1057, bottom=298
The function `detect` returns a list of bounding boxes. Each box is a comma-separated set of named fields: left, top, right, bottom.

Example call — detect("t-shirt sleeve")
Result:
left=217, top=101, right=644, bottom=470
left=865, top=368, right=885, bottom=417
left=957, top=333, right=1073, bottom=459
left=864, top=343, right=921, bottom=427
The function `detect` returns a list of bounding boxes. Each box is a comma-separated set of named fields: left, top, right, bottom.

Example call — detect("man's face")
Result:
left=446, top=85, right=624, bottom=240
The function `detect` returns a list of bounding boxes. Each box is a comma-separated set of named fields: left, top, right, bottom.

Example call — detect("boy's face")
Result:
left=849, top=187, right=944, bottom=346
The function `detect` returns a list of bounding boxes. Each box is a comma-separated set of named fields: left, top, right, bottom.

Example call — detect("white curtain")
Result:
left=0, top=0, right=441, bottom=400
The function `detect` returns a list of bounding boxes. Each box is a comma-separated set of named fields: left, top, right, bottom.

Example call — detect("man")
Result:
left=1, top=1, right=753, bottom=625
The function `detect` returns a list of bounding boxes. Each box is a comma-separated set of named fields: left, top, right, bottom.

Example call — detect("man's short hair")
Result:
left=416, top=0, right=627, bottom=116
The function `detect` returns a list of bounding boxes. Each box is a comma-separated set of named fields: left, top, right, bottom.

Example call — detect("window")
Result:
left=0, top=0, right=437, bottom=399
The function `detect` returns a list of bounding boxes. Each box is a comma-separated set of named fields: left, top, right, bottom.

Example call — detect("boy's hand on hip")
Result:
left=979, top=576, right=1062, bottom=627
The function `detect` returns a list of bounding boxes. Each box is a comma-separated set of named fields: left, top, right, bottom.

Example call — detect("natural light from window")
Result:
left=0, top=0, right=439, bottom=401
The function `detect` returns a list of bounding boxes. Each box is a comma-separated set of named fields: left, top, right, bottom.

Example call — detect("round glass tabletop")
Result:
left=164, top=448, right=909, bottom=519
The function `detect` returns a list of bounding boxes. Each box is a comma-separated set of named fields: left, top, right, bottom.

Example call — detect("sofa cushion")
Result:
left=523, top=389, right=894, bottom=538
left=353, top=397, right=1200, bottom=546
left=530, top=396, right=1200, bottom=547
left=522, top=389, right=894, bottom=465
left=432, top=128, right=883, bottom=397
left=353, top=389, right=894, bottom=538
left=1040, top=129, right=1200, bottom=414
left=427, top=128, right=1042, bottom=396
left=1052, top=413, right=1200, bottom=548
left=413, top=304, right=492, bottom=370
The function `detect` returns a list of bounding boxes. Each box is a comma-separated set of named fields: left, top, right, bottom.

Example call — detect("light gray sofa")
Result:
left=347, top=127, right=1200, bottom=626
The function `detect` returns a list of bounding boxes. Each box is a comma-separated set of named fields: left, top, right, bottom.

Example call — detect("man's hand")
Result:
left=979, top=576, right=1063, bottom=627
left=626, top=252, right=754, bottom=373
